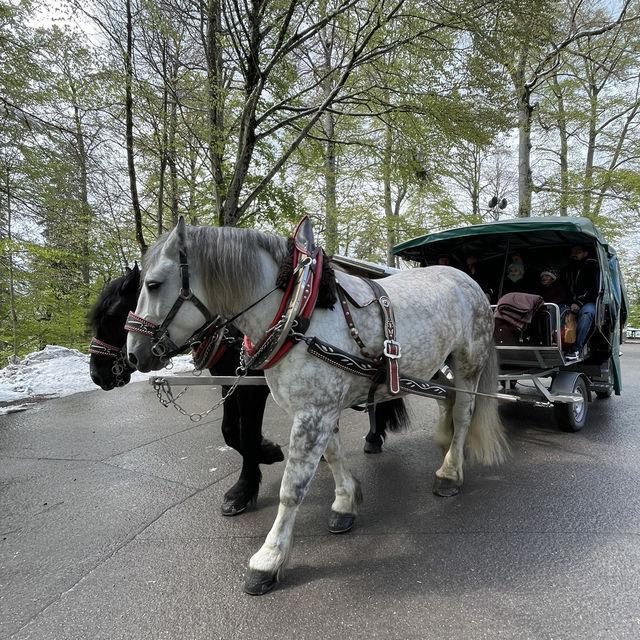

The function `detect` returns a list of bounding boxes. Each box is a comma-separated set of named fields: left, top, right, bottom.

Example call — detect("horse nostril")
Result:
left=128, top=353, right=138, bottom=367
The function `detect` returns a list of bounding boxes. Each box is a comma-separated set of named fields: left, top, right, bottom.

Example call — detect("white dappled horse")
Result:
left=126, top=219, right=508, bottom=594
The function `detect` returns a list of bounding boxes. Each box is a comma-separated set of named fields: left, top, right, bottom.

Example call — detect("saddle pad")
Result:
left=334, top=270, right=377, bottom=308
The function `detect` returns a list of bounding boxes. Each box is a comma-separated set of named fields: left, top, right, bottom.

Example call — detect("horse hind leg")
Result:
left=364, top=398, right=410, bottom=454
left=433, top=377, right=475, bottom=497
left=432, top=347, right=508, bottom=497
left=433, top=395, right=454, bottom=458
left=324, top=425, right=362, bottom=533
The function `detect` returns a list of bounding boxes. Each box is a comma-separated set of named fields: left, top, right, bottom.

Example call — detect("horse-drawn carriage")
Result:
left=392, top=216, right=628, bottom=432
left=107, top=215, right=626, bottom=593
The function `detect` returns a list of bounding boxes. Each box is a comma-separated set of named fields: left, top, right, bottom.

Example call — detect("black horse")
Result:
left=88, top=265, right=406, bottom=515
left=88, top=264, right=282, bottom=516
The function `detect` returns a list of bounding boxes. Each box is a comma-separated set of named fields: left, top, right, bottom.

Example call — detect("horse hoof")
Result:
left=328, top=511, right=356, bottom=534
left=244, top=569, right=278, bottom=595
left=363, top=440, right=382, bottom=454
left=432, top=476, right=461, bottom=497
left=259, top=439, right=285, bottom=465
left=220, top=499, right=249, bottom=517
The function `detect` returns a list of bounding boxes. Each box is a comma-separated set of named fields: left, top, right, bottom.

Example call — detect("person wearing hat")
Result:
left=536, top=266, right=568, bottom=332
left=536, top=266, right=567, bottom=305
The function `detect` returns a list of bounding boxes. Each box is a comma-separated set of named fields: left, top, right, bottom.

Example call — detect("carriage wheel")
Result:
left=554, top=375, right=589, bottom=432
left=595, top=358, right=614, bottom=399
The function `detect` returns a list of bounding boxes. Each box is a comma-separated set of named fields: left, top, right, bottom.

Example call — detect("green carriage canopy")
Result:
left=392, top=216, right=628, bottom=394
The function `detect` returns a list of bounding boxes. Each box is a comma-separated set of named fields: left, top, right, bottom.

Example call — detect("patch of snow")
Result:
left=0, top=345, right=194, bottom=415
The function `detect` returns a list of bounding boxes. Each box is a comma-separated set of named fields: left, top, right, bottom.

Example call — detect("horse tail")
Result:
left=364, top=398, right=410, bottom=451
left=465, top=342, right=509, bottom=466
left=377, top=397, right=410, bottom=435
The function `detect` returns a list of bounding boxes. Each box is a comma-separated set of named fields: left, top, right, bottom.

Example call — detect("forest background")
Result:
left=1, top=0, right=639, bottom=365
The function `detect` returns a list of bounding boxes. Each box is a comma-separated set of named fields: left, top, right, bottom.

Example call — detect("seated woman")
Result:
left=501, top=262, right=531, bottom=295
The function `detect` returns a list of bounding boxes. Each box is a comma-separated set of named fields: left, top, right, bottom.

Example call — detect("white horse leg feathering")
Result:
left=125, top=217, right=509, bottom=595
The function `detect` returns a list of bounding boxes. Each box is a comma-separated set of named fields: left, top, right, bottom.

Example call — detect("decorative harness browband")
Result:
left=88, top=337, right=134, bottom=387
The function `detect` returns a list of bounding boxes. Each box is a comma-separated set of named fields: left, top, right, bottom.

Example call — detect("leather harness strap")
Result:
left=335, top=284, right=377, bottom=361
left=366, top=278, right=401, bottom=394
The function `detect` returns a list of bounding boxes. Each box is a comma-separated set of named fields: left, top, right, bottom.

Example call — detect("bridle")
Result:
left=124, top=247, right=225, bottom=366
left=88, top=337, right=134, bottom=387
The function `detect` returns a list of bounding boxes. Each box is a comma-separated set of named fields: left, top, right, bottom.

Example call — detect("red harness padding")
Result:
left=244, top=222, right=324, bottom=369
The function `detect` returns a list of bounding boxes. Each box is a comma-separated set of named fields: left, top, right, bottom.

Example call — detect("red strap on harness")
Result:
left=244, top=245, right=324, bottom=369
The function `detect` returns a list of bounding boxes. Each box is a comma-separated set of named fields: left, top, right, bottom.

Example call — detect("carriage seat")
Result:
left=493, top=292, right=552, bottom=347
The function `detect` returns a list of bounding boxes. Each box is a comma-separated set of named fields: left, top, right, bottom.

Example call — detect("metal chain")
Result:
left=151, top=368, right=246, bottom=422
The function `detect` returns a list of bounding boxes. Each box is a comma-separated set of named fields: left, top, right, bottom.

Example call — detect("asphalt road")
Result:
left=2, top=344, right=639, bottom=640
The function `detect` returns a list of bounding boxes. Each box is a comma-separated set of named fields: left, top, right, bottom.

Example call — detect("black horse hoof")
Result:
left=363, top=440, right=382, bottom=454
left=244, top=569, right=278, bottom=595
left=328, top=510, right=356, bottom=534
left=432, top=476, right=461, bottom=497
left=259, top=439, right=285, bottom=465
left=220, top=499, right=249, bottom=516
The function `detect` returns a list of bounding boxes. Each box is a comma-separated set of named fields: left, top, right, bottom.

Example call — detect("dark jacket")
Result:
left=536, top=280, right=567, bottom=305
left=561, top=257, right=599, bottom=308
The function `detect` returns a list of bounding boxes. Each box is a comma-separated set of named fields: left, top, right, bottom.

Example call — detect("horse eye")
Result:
left=146, top=280, right=162, bottom=291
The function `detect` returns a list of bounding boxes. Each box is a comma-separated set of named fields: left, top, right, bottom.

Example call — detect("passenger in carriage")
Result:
left=536, top=266, right=568, bottom=330
left=561, top=245, right=600, bottom=361
left=499, top=251, right=538, bottom=296
left=501, top=262, right=529, bottom=295
left=462, top=254, right=494, bottom=301
left=536, top=266, right=567, bottom=305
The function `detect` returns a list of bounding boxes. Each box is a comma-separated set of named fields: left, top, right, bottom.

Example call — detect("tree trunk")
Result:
left=515, top=67, right=533, bottom=218
left=125, top=0, right=146, bottom=253
left=205, top=0, right=226, bottom=226
left=324, top=111, right=338, bottom=254
left=157, top=46, right=169, bottom=236
left=168, top=57, right=179, bottom=227
left=552, top=74, right=569, bottom=216
left=5, top=173, right=19, bottom=358
left=383, top=123, right=396, bottom=266
left=72, top=98, right=91, bottom=285
left=582, top=82, right=598, bottom=218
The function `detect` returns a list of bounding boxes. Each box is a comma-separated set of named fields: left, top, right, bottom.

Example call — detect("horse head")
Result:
left=126, top=218, right=216, bottom=372
left=88, top=263, right=140, bottom=389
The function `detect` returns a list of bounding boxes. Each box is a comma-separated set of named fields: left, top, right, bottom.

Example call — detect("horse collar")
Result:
left=243, top=218, right=324, bottom=370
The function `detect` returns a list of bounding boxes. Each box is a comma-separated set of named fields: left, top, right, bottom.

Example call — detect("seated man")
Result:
left=561, top=245, right=599, bottom=360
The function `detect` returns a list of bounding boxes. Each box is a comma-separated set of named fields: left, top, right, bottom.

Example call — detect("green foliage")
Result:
left=1, top=0, right=639, bottom=367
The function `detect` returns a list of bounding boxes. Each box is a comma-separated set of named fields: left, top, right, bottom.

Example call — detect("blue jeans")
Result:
left=573, top=302, right=596, bottom=351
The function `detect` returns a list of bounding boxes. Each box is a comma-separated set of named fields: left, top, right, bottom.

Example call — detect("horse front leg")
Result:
left=244, top=407, right=336, bottom=595
left=220, top=385, right=283, bottom=516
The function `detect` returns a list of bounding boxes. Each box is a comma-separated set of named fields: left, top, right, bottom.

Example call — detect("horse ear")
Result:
left=121, top=262, right=141, bottom=294
left=164, top=217, right=186, bottom=256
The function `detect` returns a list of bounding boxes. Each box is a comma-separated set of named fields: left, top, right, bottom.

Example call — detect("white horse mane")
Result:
left=143, top=225, right=289, bottom=317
